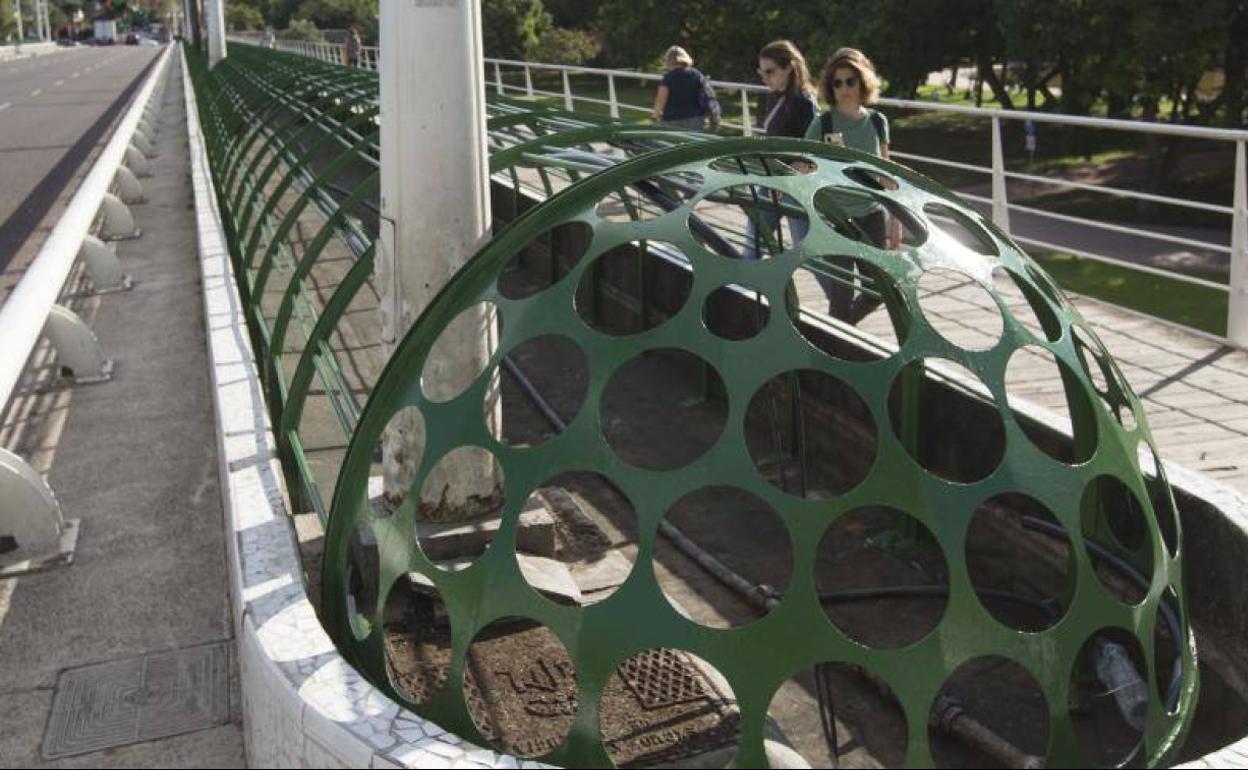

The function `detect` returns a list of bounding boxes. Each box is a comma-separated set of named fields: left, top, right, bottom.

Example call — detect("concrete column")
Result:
left=202, top=0, right=225, bottom=64
left=378, top=0, right=497, bottom=514
left=14, top=0, right=24, bottom=46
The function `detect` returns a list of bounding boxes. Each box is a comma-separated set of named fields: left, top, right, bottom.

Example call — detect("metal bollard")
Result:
left=99, top=193, right=140, bottom=240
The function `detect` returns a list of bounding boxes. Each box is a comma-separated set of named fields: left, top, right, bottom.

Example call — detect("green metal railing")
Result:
left=188, top=43, right=1197, bottom=768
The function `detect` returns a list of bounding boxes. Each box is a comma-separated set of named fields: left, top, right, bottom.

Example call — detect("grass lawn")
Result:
left=1031, top=252, right=1228, bottom=337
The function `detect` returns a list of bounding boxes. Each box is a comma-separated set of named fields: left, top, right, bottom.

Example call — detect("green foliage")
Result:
left=283, top=16, right=323, bottom=40
left=482, top=0, right=551, bottom=59
left=295, top=0, right=375, bottom=35
left=227, top=3, right=266, bottom=31
left=533, top=26, right=598, bottom=65
left=543, top=0, right=600, bottom=29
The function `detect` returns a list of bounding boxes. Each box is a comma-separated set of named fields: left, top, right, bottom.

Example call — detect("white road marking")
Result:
left=72, top=72, right=80, bottom=77
left=0, top=102, right=9, bottom=112
left=30, top=88, right=41, bottom=96
left=54, top=79, right=63, bottom=86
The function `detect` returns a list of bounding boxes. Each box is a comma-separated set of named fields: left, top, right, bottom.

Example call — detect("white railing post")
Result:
left=494, top=61, right=503, bottom=95
left=562, top=69, right=574, bottom=111
left=991, top=116, right=1012, bottom=233
left=741, top=87, right=752, bottom=137
left=524, top=64, right=534, bottom=98
left=607, top=73, right=619, bottom=119
left=1230, top=139, right=1247, bottom=347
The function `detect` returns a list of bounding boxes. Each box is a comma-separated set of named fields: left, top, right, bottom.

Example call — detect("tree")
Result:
left=295, top=0, right=375, bottom=37
left=284, top=16, right=322, bottom=40
left=482, top=0, right=550, bottom=59
left=532, top=26, right=597, bottom=65
left=227, top=3, right=264, bottom=30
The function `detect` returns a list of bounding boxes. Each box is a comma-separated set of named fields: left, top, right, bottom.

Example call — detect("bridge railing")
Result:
left=0, top=44, right=174, bottom=571
left=227, top=32, right=1248, bottom=348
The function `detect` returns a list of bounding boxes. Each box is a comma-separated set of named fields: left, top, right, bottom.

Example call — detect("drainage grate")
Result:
left=42, top=642, right=230, bottom=759
left=619, top=648, right=710, bottom=709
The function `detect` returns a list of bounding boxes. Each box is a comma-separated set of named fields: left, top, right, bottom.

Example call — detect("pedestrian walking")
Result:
left=651, top=46, right=709, bottom=131
left=344, top=27, right=361, bottom=68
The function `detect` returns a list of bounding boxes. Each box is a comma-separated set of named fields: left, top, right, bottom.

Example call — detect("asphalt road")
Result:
left=0, top=45, right=160, bottom=293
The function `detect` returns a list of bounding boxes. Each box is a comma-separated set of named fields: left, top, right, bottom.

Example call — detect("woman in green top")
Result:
left=804, top=47, right=900, bottom=251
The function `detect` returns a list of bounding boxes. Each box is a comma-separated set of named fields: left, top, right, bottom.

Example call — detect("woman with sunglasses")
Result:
left=741, top=40, right=818, bottom=260
left=805, top=47, right=901, bottom=251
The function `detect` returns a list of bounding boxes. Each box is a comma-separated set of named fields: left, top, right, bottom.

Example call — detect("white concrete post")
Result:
left=493, top=61, right=503, bottom=95
left=1230, top=139, right=1247, bottom=348
left=562, top=69, right=573, bottom=111
left=203, top=0, right=226, bottom=65
left=991, top=116, right=1011, bottom=233
left=741, top=87, right=752, bottom=137
left=607, top=73, right=619, bottom=119
left=379, top=0, right=497, bottom=511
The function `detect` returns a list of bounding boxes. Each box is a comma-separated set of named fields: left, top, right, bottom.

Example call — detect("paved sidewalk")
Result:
left=0, top=54, right=245, bottom=768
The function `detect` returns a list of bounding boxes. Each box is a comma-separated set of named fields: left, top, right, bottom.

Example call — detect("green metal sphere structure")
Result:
left=322, top=135, right=1197, bottom=767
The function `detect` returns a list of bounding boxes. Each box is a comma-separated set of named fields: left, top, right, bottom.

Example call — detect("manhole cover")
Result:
left=42, top=642, right=229, bottom=759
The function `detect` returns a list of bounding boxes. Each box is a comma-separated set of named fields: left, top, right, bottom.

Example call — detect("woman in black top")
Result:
left=743, top=40, right=817, bottom=259
left=651, top=46, right=707, bottom=130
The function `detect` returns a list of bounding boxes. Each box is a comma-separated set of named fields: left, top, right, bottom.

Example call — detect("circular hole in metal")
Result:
left=1025, top=263, right=1069, bottom=309
left=745, top=369, right=877, bottom=499
left=656, top=486, right=791, bottom=629
left=1069, top=627, right=1147, bottom=765
left=887, top=359, right=1006, bottom=484
left=812, top=186, right=926, bottom=249
left=595, top=171, right=704, bottom=223
left=923, top=202, right=999, bottom=256
left=929, top=656, right=1050, bottom=768
left=843, top=166, right=898, bottom=192
left=601, top=348, right=727, bottom=471
left=786, top=256, right=906, bottom=362
left=345, top=523, right=381, bottom=641
left=767, top=662, right=907, bottom=768
left=382, top=572, right=451, bottom=705
left=421, top=300, right=500, bottom=403
left=464, top=617, right=577, bottom=758
left=415, top=446, right=505, bottom=569
left=601, top=648, right=739, bottom=767
left=991, top=265, right=1062, bottom=342
left=1139, top=446, right=1179, bottom=558
left=498, top=220, right=594, bottom=300
left=575, top=240, right=693, bottom=336
left=916, top=268, right=1003, bottom=351
left=689, top=183, right=809, bottom=260
left=708, top=153, right=817, bottom=176
left=373, top=405, right=427, bottom=514
left=1081, top=475, right=1154, bottom=606
left=816, top=506, right=949, bottom=648
left=966, top=493, right=1073, bottom=632
left=1154, top=586, right=1184, bottom=715
left=1005, top=345, right=1097, bottom=464
left=487, top=334, right=588, bottom=447
left=703, top=283, right=769, bottom=341
left=516, top=471, right=638, bottom=605
left=1072, top=325, right=1110, bottom=393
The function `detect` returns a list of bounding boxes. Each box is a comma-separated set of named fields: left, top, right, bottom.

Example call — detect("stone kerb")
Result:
left=179, top=46, right=538, bottom=770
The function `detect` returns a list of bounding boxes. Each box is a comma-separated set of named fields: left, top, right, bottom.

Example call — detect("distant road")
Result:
left=0, top=46, right=159, bottom=295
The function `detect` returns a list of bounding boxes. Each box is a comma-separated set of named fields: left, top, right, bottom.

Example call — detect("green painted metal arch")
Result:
left=321, top=134, right=1195, bottom=768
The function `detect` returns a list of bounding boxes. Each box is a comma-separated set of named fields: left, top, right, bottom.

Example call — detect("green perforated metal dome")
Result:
left=322, top=133, right=1196, bottom=768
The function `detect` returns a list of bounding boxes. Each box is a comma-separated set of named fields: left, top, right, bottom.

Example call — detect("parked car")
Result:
left=125, top=32, right=139, bottom=45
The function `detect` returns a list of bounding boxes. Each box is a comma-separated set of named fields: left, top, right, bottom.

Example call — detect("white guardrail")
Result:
left=0, top=44, right=173, bottom=575
left=229, top=33, right=1247, bottom=348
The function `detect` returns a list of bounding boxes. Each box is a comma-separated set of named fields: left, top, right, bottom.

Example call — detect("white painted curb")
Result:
left=180, top=46, right=537, bottom=770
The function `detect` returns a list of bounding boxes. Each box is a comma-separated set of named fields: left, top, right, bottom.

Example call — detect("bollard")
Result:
left=79, top=235, right=132, bottom=293
left=114, top=165, right=145, bottom=204
left=125, top=144, right=152, bottom=177
left=132, top=129, right=157, bottom=159
left=99, top=193, right=141, bottom=240
left=0, top=447, right=79, bottom=577
left=43, top=304, right=114, bottom=382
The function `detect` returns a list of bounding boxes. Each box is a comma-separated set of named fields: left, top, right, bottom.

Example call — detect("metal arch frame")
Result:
left=321, top=133, right=1196, bottom=768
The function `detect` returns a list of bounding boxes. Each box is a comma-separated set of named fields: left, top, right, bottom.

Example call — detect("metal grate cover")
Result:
left=42, top=642, right=229, bottom=759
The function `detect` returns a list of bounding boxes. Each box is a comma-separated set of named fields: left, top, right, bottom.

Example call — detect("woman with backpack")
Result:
left=804, top=47, right=900, bottom=250
left=651, top=46, right=711, bottom=130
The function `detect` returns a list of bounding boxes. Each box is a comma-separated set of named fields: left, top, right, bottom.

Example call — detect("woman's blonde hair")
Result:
left=820, top=47, right=881, bottom=105
left=664, top=45, right=693, bottom=68
left=758, top=39, right=816, bottom=98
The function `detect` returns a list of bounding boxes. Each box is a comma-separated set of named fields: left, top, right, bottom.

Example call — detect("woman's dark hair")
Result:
left=758, top=39, right=816, bottom=98
left=819, top=47, right=881, bottom=105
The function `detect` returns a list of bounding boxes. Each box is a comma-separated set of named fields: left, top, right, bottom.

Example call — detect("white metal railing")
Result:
left=225, top=34, right=1248, bottom=347
left=0, top=44, right=174, bottom=570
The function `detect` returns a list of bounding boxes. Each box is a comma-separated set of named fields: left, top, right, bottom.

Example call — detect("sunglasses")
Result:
left=831, top=76, right=860, bottom=89
left=757, top=66, right=780, bottom=77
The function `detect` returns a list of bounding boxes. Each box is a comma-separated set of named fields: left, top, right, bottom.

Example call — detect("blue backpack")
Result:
left=698, top=73, right=723, bottom=129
